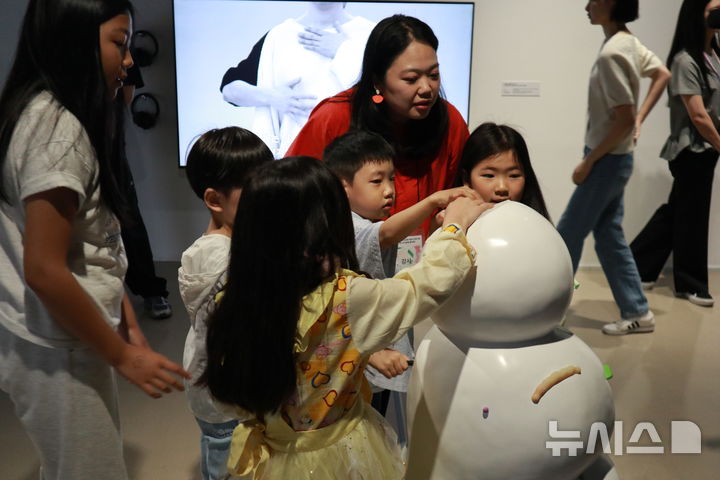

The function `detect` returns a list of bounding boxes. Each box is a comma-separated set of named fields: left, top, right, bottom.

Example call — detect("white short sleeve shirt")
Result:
left=0, top=92, right=127, bottom=347
left=585, top=32, right=663, bottom=154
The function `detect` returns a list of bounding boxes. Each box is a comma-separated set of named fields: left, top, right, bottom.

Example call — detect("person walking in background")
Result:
left=630, top=0, right=720, bottom=307
left=556, top=0, right=671, bottom=335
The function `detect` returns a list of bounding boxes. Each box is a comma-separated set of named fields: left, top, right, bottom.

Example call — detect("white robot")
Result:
left=406, top=201, right=618, bottom=480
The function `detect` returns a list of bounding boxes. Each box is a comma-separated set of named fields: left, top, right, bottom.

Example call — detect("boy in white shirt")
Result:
left=179, top=127, right=272, bottom=480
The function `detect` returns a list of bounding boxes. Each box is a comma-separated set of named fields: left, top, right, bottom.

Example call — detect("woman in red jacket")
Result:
left=286, top=14, right=469, bottom=237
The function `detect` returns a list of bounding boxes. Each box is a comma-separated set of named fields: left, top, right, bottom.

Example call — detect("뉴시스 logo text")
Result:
left=546, top=420, right=702, bottom=455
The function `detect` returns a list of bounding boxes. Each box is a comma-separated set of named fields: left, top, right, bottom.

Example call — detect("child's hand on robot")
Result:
left=443, top=196, right=493, bottom=232
left=429, top=186, right=480, bottom=210
left=369, top=349, right=411, bottom=379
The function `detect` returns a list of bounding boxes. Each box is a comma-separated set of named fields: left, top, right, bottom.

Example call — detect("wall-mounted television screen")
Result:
left=173, top=0, right=474, bottom=165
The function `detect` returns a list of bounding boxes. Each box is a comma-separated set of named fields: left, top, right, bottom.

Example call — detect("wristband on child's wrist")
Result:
left=442, top=223, right=462, bottom=234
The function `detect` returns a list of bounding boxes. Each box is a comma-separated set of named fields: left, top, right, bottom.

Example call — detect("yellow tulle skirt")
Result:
left=255, top=406, right=405, bottom=480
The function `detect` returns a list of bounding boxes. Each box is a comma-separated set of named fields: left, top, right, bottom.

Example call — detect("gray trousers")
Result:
left=0, top=325, right=128, bottom=480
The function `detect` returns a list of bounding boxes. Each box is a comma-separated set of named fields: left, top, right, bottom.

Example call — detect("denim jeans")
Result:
left=195, top=418, right=239, bottom=480
left=557, top=148, right=649, bottom=318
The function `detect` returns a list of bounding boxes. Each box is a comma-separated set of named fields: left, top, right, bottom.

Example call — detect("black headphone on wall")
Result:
left=131, top=93, right=160, bottom=129
left=130, top=30, right=159, bottom=67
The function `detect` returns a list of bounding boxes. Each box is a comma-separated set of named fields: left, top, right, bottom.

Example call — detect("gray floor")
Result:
left=1, top=264, right=718, bottom=479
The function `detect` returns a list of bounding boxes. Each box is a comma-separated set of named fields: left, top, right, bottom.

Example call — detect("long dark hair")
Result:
left=202, top=157, right=359, bottom=418
left=667, top=0, right=720, bottom=78
left=351, top=15, right=448, bottom=160
left=0, top=0, right=134, bottom=220
left=457, top=123, right=550, bottom=220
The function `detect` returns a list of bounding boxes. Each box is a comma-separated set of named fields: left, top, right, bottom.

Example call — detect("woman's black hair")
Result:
left=610, top=0, right=639, bottom=23
left=323, top=130, right=396, bottom=184
left=185, top=127, right=273, bottom=199
left=667, top=0, right=720, bottom=78
left=457, top=123, right=550, bottom=220
left=0, top=0, right=133, bottom=220
left=350, top=15, right=448, bottom=160
left=201, top=156, right=359, bottom=418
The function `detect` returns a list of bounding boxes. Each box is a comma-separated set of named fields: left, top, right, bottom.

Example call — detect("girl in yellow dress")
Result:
left=201, top=156, right=489, bottom=479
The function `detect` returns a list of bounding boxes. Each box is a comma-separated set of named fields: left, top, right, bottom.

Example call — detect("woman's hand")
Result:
left=222, top=79, right=315, bottom=119
left=298, top=23, right=348, bottom=59
left=269, top=77, right=317, bottom=119
left=633, top=119, right=642, bottom=143
left=572, top=158, right=594, bottom=185
left=369, top=349, right=410, bottom=379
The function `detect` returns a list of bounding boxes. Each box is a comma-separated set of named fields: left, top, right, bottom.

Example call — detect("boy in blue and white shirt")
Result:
left=323, top=130, right=478, bottom=446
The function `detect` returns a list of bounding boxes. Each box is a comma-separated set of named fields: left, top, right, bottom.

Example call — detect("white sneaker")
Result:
left=677, top=292, right=714, bottom=307
left=602, top=310, right=655, bottom=335
left=641, top=281, right=655, bottom=291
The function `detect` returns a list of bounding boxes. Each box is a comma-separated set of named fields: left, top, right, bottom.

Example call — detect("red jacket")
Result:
left=286, top=89, right=469, bottom=236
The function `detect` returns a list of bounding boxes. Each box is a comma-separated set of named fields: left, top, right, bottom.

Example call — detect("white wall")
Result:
left=1, top=0, right=718, bottom=267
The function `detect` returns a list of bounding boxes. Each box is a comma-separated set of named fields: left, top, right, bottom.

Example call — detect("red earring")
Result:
left=372, top=88, right=384, bottom=104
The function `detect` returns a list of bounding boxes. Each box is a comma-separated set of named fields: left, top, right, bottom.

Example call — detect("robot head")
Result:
left=434, top=201, right=574, bottom=343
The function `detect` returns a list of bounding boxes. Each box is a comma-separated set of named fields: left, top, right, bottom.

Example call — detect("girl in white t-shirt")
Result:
left=0, top=1, right=189, bottom=478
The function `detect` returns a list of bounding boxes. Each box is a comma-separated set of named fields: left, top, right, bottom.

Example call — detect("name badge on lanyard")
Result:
left=395, top=233, right=423, bottom=272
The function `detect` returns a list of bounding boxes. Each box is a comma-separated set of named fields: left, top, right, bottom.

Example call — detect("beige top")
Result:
left=585, top=31, right=663, bottom=154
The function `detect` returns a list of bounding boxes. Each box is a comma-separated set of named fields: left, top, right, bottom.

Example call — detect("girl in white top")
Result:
left=0, top=1, right=189, bottom=478
left=557, top=0, right=670, bottom=336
